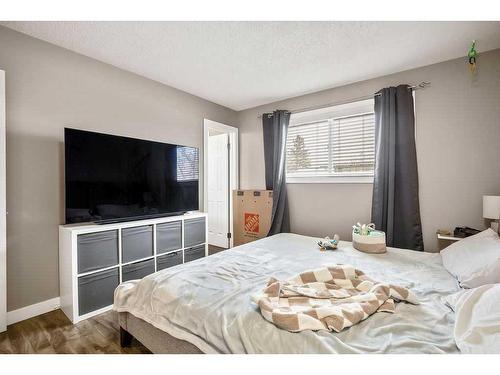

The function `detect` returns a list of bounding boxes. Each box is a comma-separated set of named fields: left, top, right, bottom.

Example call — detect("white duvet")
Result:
left=445, top=284, right=500, bottom=353
left=114, top=233, right=461, bottom=353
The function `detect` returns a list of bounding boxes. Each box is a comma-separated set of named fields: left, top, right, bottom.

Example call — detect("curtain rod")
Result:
left=257, top=81, right=431, bottom=119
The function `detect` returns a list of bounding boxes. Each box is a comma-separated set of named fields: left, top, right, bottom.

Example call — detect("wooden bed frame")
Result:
left=118, top=312, right=203, bottom=354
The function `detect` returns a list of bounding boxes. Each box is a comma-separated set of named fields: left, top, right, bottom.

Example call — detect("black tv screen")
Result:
left=64, top=128, right=199, bottom=224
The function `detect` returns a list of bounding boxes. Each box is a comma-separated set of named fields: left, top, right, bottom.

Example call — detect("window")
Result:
left=286, top=99, right=375, bottom=183
left=176, top=146, right=199, bottom=182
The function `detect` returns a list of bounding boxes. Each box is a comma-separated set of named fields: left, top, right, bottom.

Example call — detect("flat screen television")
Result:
left=64, top=128, right=199, bottom=224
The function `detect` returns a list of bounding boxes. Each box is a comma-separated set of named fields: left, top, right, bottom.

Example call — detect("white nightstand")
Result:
left=437, top=233, right=462, bottom=250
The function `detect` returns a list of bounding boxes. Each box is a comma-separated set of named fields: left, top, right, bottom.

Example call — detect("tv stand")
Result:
left=59, top=211, right=207, bottom=323
left=95, top=211, right=187, bottom=225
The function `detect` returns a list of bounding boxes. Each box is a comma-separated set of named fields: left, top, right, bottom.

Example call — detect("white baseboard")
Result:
left=7, top=297, right=60, bottom=325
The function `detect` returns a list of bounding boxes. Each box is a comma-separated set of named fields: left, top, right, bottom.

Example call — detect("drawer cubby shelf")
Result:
left=122, top=225, right=153, bottom=263
left=122, top=258, right=155, bottom=282
left=157, top=250, right=183, bottom=271
left=59, top=212, right=207, bottom=323
left=156, top=221, right=182, bottom=254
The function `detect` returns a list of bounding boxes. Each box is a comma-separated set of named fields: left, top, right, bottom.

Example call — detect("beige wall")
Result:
left=237, top=48, right=500, bottom=252
left=0, top=26, right=238, bottom=311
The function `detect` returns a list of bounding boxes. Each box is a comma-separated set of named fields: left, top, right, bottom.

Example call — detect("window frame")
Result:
left=285, top=99, right=375, bottom=184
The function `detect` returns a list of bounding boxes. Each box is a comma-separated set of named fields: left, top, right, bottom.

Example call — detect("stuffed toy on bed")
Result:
left=317, top=234, right=340, bottom=251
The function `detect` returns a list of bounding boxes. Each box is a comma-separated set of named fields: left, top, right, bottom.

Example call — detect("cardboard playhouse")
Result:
left=233, top=190, right=273, bottom=246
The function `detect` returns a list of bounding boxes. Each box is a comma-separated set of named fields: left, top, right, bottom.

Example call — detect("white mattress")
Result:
left=114, top=233, right=460, bottom=353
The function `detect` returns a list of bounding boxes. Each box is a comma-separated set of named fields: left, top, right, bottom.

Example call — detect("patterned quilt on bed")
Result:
left=252, top=264, right=419, bottom=332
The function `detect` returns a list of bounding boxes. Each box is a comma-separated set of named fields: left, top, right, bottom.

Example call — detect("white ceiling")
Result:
left=2, top=21, right=500, bottom=110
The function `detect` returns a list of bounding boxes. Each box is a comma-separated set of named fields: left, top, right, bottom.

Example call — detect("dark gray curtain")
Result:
left=262, top=110, right=291, bottom=235
left=371, top=85, right=424, bottom=251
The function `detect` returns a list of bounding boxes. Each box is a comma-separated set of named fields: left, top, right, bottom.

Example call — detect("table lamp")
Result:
left=483, top=195, right=500, bottom=232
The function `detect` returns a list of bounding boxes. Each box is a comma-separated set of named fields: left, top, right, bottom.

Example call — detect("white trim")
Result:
left=75, top=304, right=112, bottom=324
left=287, top=175, right=374, bottom=184
left=0, top=70, right=6, bottom=333
left=6, top=297, right=61, bottom=326
left=77, top=264, right=120, bottom=278
left=203, top=119, right=239, bottom=248
left=290, top=98, right=374, bottom=125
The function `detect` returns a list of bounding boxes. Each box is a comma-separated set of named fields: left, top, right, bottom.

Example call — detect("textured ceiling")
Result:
left=2, top=21, right=500, bottom=110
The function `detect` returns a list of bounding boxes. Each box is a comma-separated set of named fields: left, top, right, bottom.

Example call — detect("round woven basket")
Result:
left=352, top=230, right=387, bottom=254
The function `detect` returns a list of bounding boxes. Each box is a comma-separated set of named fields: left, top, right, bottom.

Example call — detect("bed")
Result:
left=114, top=233, right=461, bottom=354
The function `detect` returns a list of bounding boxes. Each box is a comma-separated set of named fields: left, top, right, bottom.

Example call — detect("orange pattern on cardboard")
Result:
left=244, top=213, right=260, bottom=233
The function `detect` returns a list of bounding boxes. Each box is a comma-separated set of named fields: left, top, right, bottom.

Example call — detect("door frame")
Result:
left=0, top=70, right=6, bottom=332
left=203, top=119, right=238, bottom=248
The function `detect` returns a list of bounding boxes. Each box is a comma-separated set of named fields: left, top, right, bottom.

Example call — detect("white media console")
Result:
left=59, top=212, right=208, bottom=323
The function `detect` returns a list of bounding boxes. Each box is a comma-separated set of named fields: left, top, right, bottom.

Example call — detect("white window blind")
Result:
left=331, top=113, right=375, bottom=174
left=176, top=146, right=199, bottom=182
left=286, top=99, right=375, bottom=182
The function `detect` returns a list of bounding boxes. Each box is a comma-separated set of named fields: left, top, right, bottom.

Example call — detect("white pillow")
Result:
left=444, top=284, right=500, bottom=354
left=440, top=228, right=500, bottom=288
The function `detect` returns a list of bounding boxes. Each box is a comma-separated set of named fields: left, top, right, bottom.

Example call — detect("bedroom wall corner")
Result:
left=0, top=25, right=239, bottom=312
left=236, top=48, right=500, bottom=252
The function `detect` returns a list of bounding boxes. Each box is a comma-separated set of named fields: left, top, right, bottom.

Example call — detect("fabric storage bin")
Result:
left=122, top=225, right=153, bottom=263
left=78, top=267, right=119, bottom=316
left=184, top=244, right=205, bottom=263
left=352, top=231, right=387, bottom=254
left=122, top=258, right=155, bottom=282
left=156, top=250, right=183, bottom=271
left=77, top=230, right=119, bottom=274
left=184, top=217, right=206, bottom=248
left=156, top=221, right=182, bottom=254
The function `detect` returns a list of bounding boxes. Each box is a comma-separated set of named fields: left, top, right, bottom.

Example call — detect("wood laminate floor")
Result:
left=0, top=309, right=150, bottom=354
left=208, top=244, right=226, bottom=255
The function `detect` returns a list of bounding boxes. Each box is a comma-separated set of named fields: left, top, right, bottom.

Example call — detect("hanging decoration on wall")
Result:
left=468, top=40, right=478, bottom=74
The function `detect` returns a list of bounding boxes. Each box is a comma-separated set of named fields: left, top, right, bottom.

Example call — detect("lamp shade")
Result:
left=483, top=195, right=500, bottom=219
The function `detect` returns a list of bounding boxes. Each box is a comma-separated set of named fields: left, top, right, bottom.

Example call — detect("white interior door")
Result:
left=207, top=133, right=229, bottom=248
left=0, top=70, right=6, bottom=332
